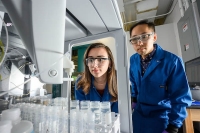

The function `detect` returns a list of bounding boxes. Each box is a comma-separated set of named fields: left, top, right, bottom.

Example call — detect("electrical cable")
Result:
left=10, top=82, right=35, bottom=96
left=10, top=82, right=23, bottom=90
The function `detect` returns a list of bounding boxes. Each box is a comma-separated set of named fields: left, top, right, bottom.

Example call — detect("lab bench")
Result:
left=183, top=102, right=200, bottom=133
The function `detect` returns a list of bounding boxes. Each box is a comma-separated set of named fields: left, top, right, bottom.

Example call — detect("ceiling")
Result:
left=117, top=0, right=174, bottom=31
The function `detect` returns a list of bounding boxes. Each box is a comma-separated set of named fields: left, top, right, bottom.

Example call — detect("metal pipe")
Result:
left=183, top=0, right=190, bottom=11
left=178, top=0, right=184, bottom=17
left=67, top=75, right=71, bottom=133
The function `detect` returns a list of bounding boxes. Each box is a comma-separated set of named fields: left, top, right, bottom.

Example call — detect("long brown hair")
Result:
left=77, top=43, right=118, bottom=101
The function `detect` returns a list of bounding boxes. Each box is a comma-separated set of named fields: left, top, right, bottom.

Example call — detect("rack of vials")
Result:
left=9, top=97, right=120, bottom=133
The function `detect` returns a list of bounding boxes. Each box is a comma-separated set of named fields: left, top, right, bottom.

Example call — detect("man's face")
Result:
left=130, top=24, right=157, bottom=58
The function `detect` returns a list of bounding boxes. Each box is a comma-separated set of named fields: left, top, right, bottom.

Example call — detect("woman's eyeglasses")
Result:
left=86, top=57, right=109, bottom=67
left=129, top=32, right=154, bottom=45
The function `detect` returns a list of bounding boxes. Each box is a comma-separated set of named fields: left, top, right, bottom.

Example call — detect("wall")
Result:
left=126, top=32, right=136, bottom=61
left=155, top=23, right=180, bottom=56
left=99, top=37, right=117, bottom=69
left=164, top=0, right=182, bottom=57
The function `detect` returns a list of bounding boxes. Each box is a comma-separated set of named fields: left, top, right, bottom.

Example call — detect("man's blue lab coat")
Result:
left=129, top=44, right=192, bottom=133
left=75, top=76, right=118, bottom=113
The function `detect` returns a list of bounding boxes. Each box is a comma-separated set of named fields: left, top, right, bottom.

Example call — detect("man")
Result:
left=129, top=20, right=192, bottom=133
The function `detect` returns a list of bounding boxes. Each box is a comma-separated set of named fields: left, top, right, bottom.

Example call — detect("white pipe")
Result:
left=184, top=0, right=189, bottom=10
left=63, top=78, right=74, bottom=81
left=124, top=0, right=143, bottom=5
left=178, top=0, right=184, bottom=17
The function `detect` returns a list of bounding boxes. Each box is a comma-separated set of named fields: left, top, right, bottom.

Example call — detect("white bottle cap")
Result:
left=1, top=108, right=21, bottom=123
left=11, top=120, right=33, bottom=133
left=0, top=120, right=12, bottom=133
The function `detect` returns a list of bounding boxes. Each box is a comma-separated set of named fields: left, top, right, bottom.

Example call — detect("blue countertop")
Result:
left=188, top=101, right=200, bottom=109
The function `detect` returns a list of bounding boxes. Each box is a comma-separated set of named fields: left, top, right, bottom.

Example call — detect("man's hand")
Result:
left=162, top=130, right=168, bottom=133
left=132, top=102, right=136, bottom=109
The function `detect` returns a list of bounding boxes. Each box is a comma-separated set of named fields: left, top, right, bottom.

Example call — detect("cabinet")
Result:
left=177, top=1, right=200, bottom=62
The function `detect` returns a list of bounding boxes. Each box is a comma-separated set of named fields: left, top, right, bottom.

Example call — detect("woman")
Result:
left=75, top=43, right=118, bottom=113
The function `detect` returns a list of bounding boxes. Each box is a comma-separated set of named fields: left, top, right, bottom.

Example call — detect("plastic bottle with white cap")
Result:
left=0, top=120, right=12, bottom=133
left=1, top=108, right=34, bottom=133
left=11, top=120, right=33, bottom=133
left=1, top=108, right=21, bottom=125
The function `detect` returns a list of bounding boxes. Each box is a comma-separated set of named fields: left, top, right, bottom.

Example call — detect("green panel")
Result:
left=52, top=84, right=61, bottom=98
left=72, top=44, right=90, bottom=74
left=72, top=44, right=90, bottom=50
left=78, top=47, right=87, bottom=72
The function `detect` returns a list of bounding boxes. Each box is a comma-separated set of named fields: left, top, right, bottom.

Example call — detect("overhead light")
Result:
left=124, top=0, right=143, bottom=5
left=136, top=0, right=159, bottom=12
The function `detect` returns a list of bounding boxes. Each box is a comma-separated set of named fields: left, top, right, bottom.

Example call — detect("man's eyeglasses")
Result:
left=86, top=57, right=109, bottom=67
left=129, top=32, right=154, bottom=45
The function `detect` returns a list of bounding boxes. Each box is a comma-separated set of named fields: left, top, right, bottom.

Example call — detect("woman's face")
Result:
left=87, top=47, right=110, bottom=78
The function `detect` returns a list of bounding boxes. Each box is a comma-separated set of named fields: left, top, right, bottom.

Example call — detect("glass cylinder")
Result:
left=100, top=102, right=112, bottom=125
left=62, top=98, right=68, bottom=110
left=41, top=98, right=51, bottom=106
left=70, top=100, right=79, bottom=110
left=70, top=110, right=78, bottom=133
left=57, top=110, right=68, bottom=133
left=80, top=100, right=90, bottom=111
left=39, top=106, right=47, bottom=133
left=90, top=101, right=101, bottom=124
left=86, top=110, right=95, bottom=133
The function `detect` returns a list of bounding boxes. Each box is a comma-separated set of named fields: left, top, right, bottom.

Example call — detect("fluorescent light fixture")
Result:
left=136, top=0, right=159, bottom=12
left=124, top=0, right=143, bottom=5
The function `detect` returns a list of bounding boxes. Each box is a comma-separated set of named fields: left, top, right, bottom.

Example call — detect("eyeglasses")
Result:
left=86, top=57, right=109, bottom=67
left=129, top=32, right=154, bottom=45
